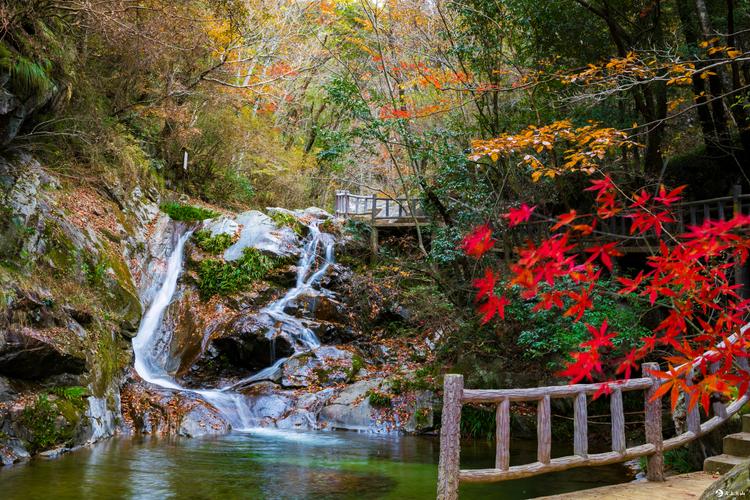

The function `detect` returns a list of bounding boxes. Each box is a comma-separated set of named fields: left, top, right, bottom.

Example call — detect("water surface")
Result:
left=0, top=430, right=634, bottom=499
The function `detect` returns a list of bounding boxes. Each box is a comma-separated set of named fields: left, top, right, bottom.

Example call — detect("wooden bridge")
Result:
left=436, top=327, right=750, bottom=499
left=335, top=190, right=426, bottom=226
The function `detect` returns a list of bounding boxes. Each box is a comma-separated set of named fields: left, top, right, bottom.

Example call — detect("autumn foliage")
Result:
left=462, top=162, right=750, bottom=410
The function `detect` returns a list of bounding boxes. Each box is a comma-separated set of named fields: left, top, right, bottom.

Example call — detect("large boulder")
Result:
left=319, top=378, right=388, bottom=432
left=119, top=382, right=230, bottom=437
left=224, top=211, right=301, bottom=260
left=280, top=346, right=355, bottom=388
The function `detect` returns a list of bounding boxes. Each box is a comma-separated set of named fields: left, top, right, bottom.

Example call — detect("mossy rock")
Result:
left=702, top=460, right=750, bottom=499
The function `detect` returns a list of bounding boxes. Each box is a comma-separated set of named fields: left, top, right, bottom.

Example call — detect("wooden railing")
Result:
left=335, top=186, right=750, bottom=240
left=335, top=190, right=426, bottom=222
left=437, top=326, right=750, bottom=499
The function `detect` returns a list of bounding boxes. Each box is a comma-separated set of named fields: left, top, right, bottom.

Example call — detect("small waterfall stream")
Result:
left=131, top=218, right=336, bottom=430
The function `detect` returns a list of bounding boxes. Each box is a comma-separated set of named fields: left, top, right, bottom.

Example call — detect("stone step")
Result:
left=723, top=432, right=750, bottom=457
left=704, top=454, right=747, bottom=475
left=743, top=414, right=750, bottom=433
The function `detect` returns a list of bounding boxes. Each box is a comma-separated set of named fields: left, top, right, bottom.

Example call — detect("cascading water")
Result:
left=131, top=217, right=336, bottom=430
left=221, top=222, right=336, bottom=389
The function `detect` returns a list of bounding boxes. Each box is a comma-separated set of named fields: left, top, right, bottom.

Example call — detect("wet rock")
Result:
left=0, top=438, right=29, bottom=466
left=224, top=211, right=301, bottom=261
left=213, top=314, right=295, bottom=371
left=283, top=291, right=347, bottom=323
left=178, top=401, right=232, bottom=438
left=318, top=264, right=352, bottom=293
left=0, top=328, right=86, bottom=379
left=240, top=383, right=296, bottom=425
left=39, top=446, right=70, bottom=459
left=119, top=382, right=230, bottom=437
left=319, top=379, right=385, bottom=432
left=281, top=346, right=354, bottom=388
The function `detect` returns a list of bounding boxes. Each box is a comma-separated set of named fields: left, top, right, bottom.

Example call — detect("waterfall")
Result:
left=131, top=217, right=336, bottom=431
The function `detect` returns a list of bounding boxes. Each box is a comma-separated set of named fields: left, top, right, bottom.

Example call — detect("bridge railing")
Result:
left=335, top=190, right=426, bottom=221
left=437, top=326, right=750, bottom=499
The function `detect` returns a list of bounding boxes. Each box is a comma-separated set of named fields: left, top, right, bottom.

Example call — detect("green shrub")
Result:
left=515, top=279, right=649, bottom=370
left=161, top=202, right=218, bottom=222
left=367, top=389, right=393, bottom=408
left=270, top=211, right=304, bottom=236
left=193, top=230, right=233, bottom=254
left=19, top=395, right=68, bottom=453
left=197, top=248, right=275, bottom=298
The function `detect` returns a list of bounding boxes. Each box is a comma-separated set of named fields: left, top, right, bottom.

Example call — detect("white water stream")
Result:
left=131, top=219, right=336, bottom=430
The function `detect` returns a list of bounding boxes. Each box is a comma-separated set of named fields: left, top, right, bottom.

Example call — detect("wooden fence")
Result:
left=437, top=327, right=750, bottom=499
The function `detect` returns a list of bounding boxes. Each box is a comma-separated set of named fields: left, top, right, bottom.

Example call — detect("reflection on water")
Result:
left=0, top=431, right=634, bottom=499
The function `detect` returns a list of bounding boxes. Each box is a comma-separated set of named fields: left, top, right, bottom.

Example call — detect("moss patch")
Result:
left=161, top=202, right=218, bottom=222
left=270, top=211, right=304, bottom=236
left=367, top=389, right=393, bottom=408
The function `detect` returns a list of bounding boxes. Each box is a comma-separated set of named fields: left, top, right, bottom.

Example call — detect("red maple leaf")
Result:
left=462, top=224, right=495, bottom=258
left=551, top=210, right=578, bottom=231
left=655, top=184, right=687, bottom=206
left=478, top=294, right=510, bottom=324
left=472, top=268, right=498, bottom=301
left=503, top=203, right=536, bottom=228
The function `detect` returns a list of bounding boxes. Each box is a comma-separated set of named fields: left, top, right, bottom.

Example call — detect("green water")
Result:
left=0, top=429, right=634, bottom=499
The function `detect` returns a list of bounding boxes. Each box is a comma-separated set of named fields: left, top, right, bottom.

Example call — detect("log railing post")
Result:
left=438, top=374, right=463, bottom=500
left=610, top=386, right=626, bottom=453
left=686, top=370, right=701, bottom=435
left=496, top=398, right=510, bottom=470
left=643, top=362, right=664, bottom=481
left=537, top=394, right=551, bottom=464
left=574, top=392, right=588, bottom=457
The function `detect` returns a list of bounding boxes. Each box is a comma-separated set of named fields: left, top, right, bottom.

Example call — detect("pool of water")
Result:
left=0, top=430, right=634, bottom=499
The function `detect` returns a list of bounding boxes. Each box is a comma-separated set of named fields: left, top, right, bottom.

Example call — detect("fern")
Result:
left=0, top=45, right=54, bottom=99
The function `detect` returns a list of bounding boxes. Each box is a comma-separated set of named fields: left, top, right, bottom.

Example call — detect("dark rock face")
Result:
left=213, top=314, right=294, bottom=371
left=0, top=328, right=86, bottom=379
left=0, top=84, right=56, bottom=147
left=304, top=320, right=359, bottom=345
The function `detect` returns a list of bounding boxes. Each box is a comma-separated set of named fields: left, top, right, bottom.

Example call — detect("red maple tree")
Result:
left=461, top=174, right=750, bottom=412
